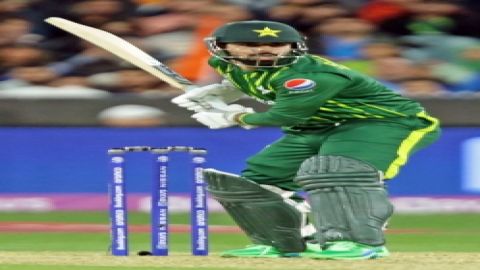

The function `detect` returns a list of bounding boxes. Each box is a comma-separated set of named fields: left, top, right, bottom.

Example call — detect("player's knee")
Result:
left=295, top=155, right=382, bottom=189
left=241, top=163, right=299, bottom=190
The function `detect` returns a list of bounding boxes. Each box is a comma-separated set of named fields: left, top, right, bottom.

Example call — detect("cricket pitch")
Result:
left=0, top=251, right=479, bottom=270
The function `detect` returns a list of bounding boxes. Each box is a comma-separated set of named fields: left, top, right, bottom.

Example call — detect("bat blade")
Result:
left=45, top=17, right=193, bottom=90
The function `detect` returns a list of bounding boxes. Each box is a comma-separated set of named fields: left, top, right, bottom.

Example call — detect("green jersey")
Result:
left=208, top=54, right=426, bottom=131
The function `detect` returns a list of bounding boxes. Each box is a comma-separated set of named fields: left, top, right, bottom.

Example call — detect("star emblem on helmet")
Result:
left=253, top=27, right=281, bottom=37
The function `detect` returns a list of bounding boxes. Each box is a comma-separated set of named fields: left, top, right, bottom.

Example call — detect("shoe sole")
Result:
left=221, top=255, right=299, bottom=258
left=221, top=255, right=282, bottom=258
left=305, top=250, right=377, bottom=260
left=371, top=251, right=390, bottom=259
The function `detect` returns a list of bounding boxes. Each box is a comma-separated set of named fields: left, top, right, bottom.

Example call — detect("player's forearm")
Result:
left=239, top=111, right=307, bottom=126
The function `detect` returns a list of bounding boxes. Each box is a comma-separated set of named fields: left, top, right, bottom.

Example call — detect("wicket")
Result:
left=108, top=146, right=208, bottom=256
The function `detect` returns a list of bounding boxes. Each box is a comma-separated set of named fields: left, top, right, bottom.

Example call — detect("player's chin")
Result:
left=248, top=56, right=276, bottom=61
left=233, top=57, right=277, bottom=67
left=254, top=59, right=276, bottom=65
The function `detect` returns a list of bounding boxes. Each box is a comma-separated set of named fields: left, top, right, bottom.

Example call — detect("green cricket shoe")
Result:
left=300, top=241, right=377, bottom=260
left=219, top=243, right=388, bottom=259
left=372, top=246, right=390, bottom=258
left=220, top=245, right=298, bottom=258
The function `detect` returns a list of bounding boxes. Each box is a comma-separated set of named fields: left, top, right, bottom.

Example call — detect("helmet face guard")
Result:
left=205, top=20, right=308, bottom=68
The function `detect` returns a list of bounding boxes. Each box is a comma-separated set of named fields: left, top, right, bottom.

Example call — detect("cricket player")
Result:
left=172, top=20, right=440, bottom=259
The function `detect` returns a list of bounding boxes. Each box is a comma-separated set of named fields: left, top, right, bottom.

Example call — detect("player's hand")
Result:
left=172, top=92, right=230, bottom=112
left=191, top=104, right=256, bottom=129
left=171, top=81, right=245, bottom=112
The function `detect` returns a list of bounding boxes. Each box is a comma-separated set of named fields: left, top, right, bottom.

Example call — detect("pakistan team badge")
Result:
left=253, top=27, right=281, bottom=37
left=284, top=78, right=316, bottom=92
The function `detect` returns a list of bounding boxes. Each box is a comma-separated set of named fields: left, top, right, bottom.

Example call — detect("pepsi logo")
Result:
left=284, top=79, right=316, bottom=91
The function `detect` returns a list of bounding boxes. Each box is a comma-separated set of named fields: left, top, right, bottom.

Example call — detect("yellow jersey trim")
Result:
left=384, top=111, right=439, bottom=179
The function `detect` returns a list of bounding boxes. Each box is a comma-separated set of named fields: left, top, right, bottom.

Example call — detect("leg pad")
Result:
left=294, top=155, right=394, bottom=246
left=204, top=169, right=306, bottom=253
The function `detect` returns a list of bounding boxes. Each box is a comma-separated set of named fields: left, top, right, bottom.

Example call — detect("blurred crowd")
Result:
left=1, top=0, right=480, bottom=99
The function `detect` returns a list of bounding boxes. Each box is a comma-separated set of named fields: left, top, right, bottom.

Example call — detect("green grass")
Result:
left=1, top=212, right=480, bottom=270
left=0, top=212, right=479, bottom=252
left=386, top=214, right=480, bottom=252
left=0, top=232, right=249, bottom=253
left=0, top=212, right=249, bottom=253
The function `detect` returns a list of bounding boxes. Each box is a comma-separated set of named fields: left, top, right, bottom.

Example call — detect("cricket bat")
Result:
left=44, top=17, right=230, bottom=110
left=44, top=17, right=194, bottom=90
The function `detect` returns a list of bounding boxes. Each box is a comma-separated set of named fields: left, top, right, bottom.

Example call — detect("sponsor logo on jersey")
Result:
left=284, top=79, right=316, bottom=91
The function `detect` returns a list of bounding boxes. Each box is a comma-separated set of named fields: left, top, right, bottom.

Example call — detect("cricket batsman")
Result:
left=171, top=20, right=441, bottom=259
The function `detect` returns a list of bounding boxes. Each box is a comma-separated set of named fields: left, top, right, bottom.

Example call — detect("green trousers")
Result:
left=242, top=113, right=441, bottom=191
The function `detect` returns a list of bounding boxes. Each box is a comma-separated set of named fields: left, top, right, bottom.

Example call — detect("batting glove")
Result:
left=192, top=104, right=256, bottom=129
left=171, top=80, right=245, bottom=112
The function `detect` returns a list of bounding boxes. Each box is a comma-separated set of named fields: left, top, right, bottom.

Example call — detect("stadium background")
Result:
left=1, top=0, right=480, bottom=213
left=0, top=1, right=480, bottom=269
